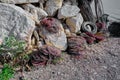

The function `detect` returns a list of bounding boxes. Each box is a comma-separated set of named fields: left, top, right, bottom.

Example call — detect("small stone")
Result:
left=45, top=0, right=63, bottom=16
left=0, top=3, right=35, bottom=43
left=66, top=13, right=83, bottom=33
left=40, top=18, right=67, bottom=51
left=0, top=0, right=39, bottom=4
left=63, top=0, right=78, bottom=5
left=0, top=65, right=3, bottom=68
left=0, top=38, right=2, bottom=45
left=64, top=29, right=71, bottom=37
left=39, top=0, right=44, bottom=9
left=58, top=4, right=80, bottom=19
left=22, top=4, right=48, bottom=21
left=31, top=37, right=36, bottom=46
left=37, top=40, right=44, bottom=48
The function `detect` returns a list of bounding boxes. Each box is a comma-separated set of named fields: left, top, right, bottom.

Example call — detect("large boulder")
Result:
left=0, top=0, right=39, bottom=4
left=58, top=4, right=80, bottom=19
left=22, top=4, right=48, bottom=22
left=45, top=0, right=63, bottom=16
left=66, top=13, right=83, bottom=33
left=40, top=18, right=67, bottom=51
left=0, top=3, right=35, bottom=43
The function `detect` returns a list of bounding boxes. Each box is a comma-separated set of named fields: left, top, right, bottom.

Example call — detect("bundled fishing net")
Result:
left=67, top=36, right=86, bottom=55
left=83, top=32, right=105, bottom=44
left=40, top=18, right=60, bottom=33
left=30, top=45, right=61, bottom=66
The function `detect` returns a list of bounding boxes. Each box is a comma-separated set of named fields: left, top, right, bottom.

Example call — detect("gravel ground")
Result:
left=11, top=38, right=120, bottom=80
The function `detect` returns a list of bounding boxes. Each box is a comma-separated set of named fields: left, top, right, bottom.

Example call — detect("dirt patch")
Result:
left=11, top=38, right=120, bottom=80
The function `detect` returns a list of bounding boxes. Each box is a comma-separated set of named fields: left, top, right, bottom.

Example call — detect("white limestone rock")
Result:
left=45, top=0, right=63, bottom=16
left=0, top=3, right=35, bottom=43
left=40, top=18, right=67, bottom=51
left=66, top=13, right=83, bottom=33
left=0, top=0, right=39, bottom=4
left=58, top=4, right=80, bottom=19
left=64, top=29, right=71, bottom=37
left=22, top=4, right=48, bottom=22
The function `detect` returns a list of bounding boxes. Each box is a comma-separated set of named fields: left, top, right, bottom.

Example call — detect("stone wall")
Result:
left=0, top=0, right=106, bottom=53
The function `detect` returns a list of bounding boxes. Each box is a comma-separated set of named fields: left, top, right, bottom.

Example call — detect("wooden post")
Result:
left=77, top=0, right=95, bottom=23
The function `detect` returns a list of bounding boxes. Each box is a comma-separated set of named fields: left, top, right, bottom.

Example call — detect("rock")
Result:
left=0, top=0, right=39, bottom=4
left=0, top=38, right=2, bottom=45
left=39, top=0, right=45, bottom=9
left=0, top=3, right=35, bottom=43
left=66, top=13, right=83, bottom=33
left=40, top=18, right=67, bottom=51
left=64, top=29, right=71, bottom=37
left=63, top=0, right=78, bottom=5
left=58, top=4, right=80, bottom=19
left=37, top=41, right=44, bottom=48
left=22, top=4, right=48, bottom=22
left=45, top=0, right=63, bottom=16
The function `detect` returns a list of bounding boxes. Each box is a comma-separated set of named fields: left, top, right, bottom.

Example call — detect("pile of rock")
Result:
left=0, top=0, right=106, bottom=56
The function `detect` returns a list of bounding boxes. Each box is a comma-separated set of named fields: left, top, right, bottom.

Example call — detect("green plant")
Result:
left=0, top=36, right=26, bottom=63
left=0, top=64, right=14, bottom=80
left=0, top=36, right=26, bottom=54
left=0, top=36, right=30, bottom=80
left=52, top=57, right=63, bottom=64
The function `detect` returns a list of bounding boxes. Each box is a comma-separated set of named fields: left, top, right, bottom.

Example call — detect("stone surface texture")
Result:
left=0, top=0, right=39, bottom=4
left=22, top=4, right=48, bottom=22
left=0, top=3, right=35, bottom=42
left=40, top=18, right=67, bottom=51
left=45, top=0, right=63, bottom=16
left=66, top=13, right=83, bottom=33
left=58, top=4, right=80, bottom=19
